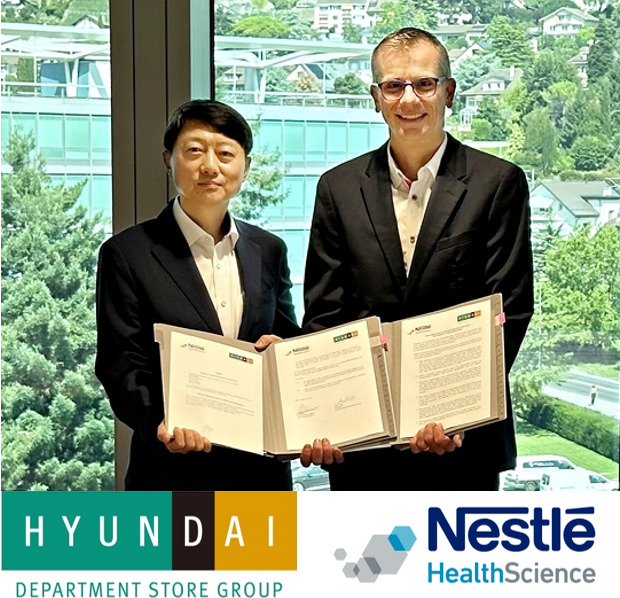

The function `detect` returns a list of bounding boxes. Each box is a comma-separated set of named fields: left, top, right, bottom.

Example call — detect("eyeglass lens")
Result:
left=381, top=78, right=439, bottom=99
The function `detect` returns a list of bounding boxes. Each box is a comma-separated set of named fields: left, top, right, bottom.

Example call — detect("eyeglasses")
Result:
left=375, top=77, right=447, bottom=101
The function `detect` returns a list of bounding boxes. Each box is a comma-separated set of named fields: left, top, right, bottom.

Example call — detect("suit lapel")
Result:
left=405, top=135, right=467, bottom=301
left=234, top=221, right=262, bottom=341
left=361, top=145, right=407, bottom=296
left=151, top=202, right=223, bottom=334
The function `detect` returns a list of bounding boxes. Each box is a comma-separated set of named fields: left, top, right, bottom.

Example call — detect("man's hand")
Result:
left=157, top=422, right=212, bottom=454
left=254, top=334, right=282, bottom=352
left=300, top=438, right=344, bottom=467
left=409, top=423, right=463, bottom=455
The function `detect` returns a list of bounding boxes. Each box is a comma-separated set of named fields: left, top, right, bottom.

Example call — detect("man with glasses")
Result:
left=301, top=28, right=534, bottom=490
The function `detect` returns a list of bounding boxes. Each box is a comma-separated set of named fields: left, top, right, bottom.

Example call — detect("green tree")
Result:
left=571, top=135, right=614, bottom=171
left=471, top=97, right=509, bottom=141
left=215, top=4, right=237, bottom=35
left=587, top=15, right=618, bottom=84
left=280, top=10, right=319, bottom=41
left=543, top=80, right=580, bottom=127
left=461, top=0, right=506, bottom=23
left=3, top=0, right=72, bottom=23
left=265, top=67, right=294, bottom=93
left=293, top=71, right=322, bottom=94
left=2, top=0, right=108, bottom=25
left=342, top=20, right=363, bottom=43
left=333, top=72, right=367, bottom=95
left=229, top=15, right=290, bottom=38
left=522, top=49, right=580, bottom=112
left=487, top=16, right=534, bottom=69
left=515, top=222, right=620, bottom=375
left=561, top=88, right=607, bottom=149
left=452, top=52, right=501, bottom=113
left=229, top=119, right=287, bottom=222
left=372, top=0, right=439, bottom=41
left=541, top=225, right=620, bottom=355
left=1, top=128, right=114, bottom=491
left=454, top=53, right=501, bottom=93
left=517, top=107, right=560, bottom=176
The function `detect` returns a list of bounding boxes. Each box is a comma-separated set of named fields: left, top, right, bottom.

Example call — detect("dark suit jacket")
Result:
left=303, top=134, right=534, bottom=489
left=95, top=200, right=300, bottom=490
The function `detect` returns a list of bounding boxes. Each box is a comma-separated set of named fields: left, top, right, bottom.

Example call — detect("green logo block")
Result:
left=2, top=491, right=172, bottom=570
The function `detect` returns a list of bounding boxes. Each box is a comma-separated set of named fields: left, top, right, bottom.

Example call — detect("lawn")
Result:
left=516, top=419, right=619, bottom=480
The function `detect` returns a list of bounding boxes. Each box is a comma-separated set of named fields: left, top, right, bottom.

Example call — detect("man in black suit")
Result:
left=301, top=28, right=534, bottom=490
left=96, top=100, right=300, bottom=490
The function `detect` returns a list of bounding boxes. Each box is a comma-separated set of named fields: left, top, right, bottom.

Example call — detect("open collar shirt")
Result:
left=173, top=197, right=243, bottom=338
left=388, top=133, right=448, bottom=274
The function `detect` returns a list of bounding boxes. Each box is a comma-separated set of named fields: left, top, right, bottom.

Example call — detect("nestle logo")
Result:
left=428, top=507, right=595, bottom=552
left=186, top=343, right=204, bottom=352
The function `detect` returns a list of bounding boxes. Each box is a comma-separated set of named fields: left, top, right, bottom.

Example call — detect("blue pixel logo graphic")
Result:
left=334, top=526, right=417, bottom=583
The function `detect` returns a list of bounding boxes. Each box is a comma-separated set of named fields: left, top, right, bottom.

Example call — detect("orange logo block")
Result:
left=214, top=492, right=297, bottom=570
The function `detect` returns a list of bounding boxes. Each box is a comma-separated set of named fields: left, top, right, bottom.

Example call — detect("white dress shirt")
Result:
left=388, top=134, right=448, bottom=274
left=173, top=198, right=243, bottom=338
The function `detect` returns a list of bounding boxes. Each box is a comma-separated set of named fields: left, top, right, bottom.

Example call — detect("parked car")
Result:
left=291, top=460, right=330, bottom=491
left=502, top=454, right=577, bottom=491
left=540, top=468, right=619, bottom=491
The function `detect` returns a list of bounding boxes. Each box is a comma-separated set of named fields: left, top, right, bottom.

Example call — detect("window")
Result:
left=1, top=6, right=114, bottom=491
left=209, top=1, right=620, bottom=492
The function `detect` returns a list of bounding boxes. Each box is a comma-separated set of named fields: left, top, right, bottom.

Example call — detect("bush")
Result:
left=512, top=378, right=619, bottom=462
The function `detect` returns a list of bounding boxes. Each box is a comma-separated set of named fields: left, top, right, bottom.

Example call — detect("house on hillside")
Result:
left=459, top=66, right=522, bottom=126
left=434, top=23, right=488, bottom=46
left=448, top=41, right=486, bottom=71
left=530, top=180, right=620, bottom=235
left=540, top=7, right=598, bottom=38
left=313, top=0, right=378, bottom=38
left=569, top=46, right=590, bottom=87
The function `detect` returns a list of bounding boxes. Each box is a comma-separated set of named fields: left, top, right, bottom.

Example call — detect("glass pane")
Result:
left=284, top=121, right=305, bottom=161
left=283, top=177, right=305, bottom=219
left=66, top=115, right=90, bottom=160
left=206, top=1, right=620, bottom=493
left=1, top=5, right=114, bottom=491
left=39, top=114, right=64, bottom=160
left=92, top=116, right=111, bottom=162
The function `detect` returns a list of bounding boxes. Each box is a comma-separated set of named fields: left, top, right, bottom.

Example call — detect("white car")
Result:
left=502, top=454, right=577, bottom=491
left=540, top=468, right=619, bottom=491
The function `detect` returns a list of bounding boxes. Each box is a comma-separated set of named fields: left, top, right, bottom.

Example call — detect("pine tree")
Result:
left=587, top=15, right=618, bottom=84
left=1, top=128, right=114, bottom=490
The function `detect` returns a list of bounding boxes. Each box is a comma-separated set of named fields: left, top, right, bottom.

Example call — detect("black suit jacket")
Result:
left=303, top=134, right=534, bottom=489
left=95, top=200, right=300, bottom=490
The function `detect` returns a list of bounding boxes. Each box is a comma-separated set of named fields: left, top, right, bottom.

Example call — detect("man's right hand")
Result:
left=300, top=438, right=343, bottom=467
left=157, top=422, right=212, bottom=454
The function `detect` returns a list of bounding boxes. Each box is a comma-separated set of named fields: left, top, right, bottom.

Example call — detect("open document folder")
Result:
left=155, top=294, right=506, bottom=457
left=154, top=318, right=396, bottom=457
left=383, top=294, right=507, bottom=447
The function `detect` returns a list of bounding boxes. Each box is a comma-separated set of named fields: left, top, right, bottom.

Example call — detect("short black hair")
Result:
left=163, top=99, right=253, bottom=155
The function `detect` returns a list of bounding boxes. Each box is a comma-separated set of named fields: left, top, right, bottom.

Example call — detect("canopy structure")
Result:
left=2, top=22, right=373, bottom=102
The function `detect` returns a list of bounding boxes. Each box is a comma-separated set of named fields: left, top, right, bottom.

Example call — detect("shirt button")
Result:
left=216, top=263, right=222, bottom=270
left=221, top=301, right=227, bottom=308
left=410, top=235, right=416, bottom=244
left=411, top=194, right=418, bottom=200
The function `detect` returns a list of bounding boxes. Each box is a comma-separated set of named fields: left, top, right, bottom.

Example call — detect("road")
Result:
left=542, top=369, right=619, bottom=419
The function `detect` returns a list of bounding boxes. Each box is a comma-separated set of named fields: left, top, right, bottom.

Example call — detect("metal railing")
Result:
left=219, top=90, right=374, bottom=109
left=1, top=81, right=110, bottom=99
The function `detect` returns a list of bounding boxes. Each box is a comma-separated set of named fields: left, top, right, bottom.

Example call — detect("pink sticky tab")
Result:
left=495, top=312, right=506, bottom=326
left=380, top=333, right=388, bottom=345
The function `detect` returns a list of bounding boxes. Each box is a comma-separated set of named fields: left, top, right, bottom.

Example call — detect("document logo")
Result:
left=333, top=330, right=358, bottom=343
left=457, top=310, right=481, bottom=322
left=335, top=526, right=416, bottom=583
left=229, top=352, right=254, bottom=364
